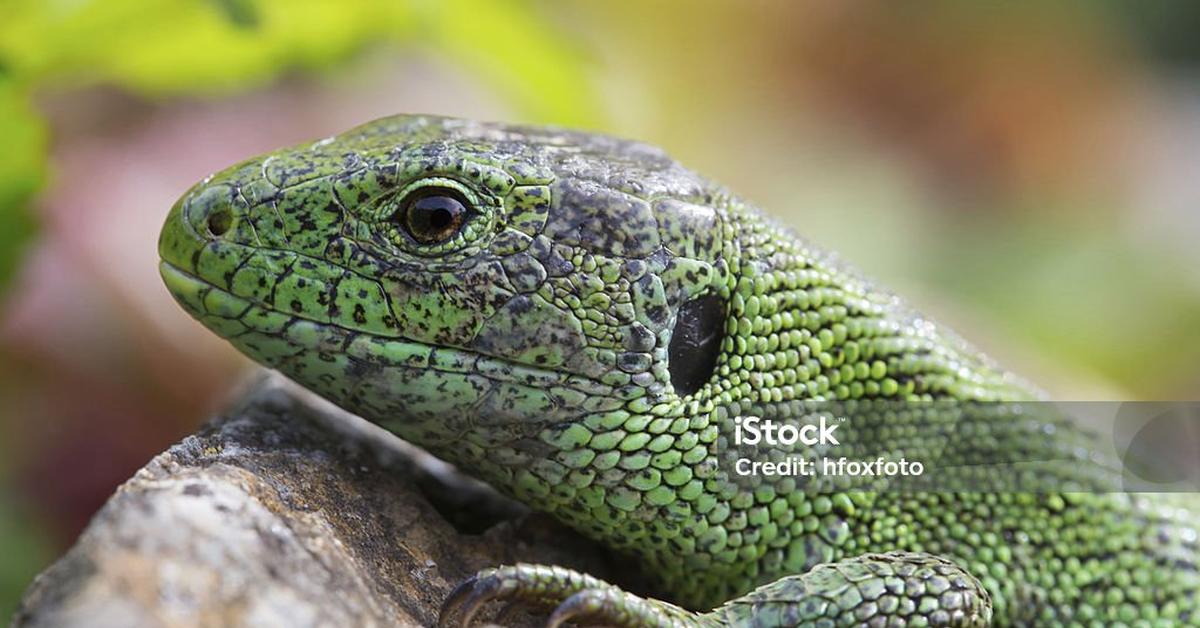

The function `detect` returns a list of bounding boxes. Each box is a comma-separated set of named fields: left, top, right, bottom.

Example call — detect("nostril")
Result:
left=206, top=208, right=232, bottom=237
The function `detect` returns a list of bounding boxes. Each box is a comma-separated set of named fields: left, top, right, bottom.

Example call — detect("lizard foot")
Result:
left=439, top=553, right=990, bottom=627
left=438, top=563, right=706, bottom=627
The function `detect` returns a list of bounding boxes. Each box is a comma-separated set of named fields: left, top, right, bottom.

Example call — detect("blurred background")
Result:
left=1, top=0, right=1199, bottom=620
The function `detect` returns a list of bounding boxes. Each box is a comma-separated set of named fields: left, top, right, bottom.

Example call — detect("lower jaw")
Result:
left=161, top=258, right=609, bottom=447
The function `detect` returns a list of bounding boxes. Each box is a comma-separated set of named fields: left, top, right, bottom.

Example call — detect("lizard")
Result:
left=158, top=114, right=1200, bottom=626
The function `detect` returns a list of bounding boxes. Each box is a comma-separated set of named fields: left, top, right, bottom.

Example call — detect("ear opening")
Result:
left=667, top=293, right=726, bottom=397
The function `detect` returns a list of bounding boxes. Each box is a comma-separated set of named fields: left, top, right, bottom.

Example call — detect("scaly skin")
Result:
left=160, top=115, right=1199, bottom=626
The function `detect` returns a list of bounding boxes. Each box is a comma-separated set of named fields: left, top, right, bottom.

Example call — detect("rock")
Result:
left=12, top=374, right=616, bottom=628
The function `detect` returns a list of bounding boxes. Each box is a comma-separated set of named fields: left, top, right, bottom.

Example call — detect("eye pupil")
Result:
left=401, top=190, right=468, bottom=244
left=429, top=207, right=453, bottom=229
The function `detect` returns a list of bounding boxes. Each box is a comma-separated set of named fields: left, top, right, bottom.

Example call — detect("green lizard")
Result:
left=158, top=115, right=1199, bottom=626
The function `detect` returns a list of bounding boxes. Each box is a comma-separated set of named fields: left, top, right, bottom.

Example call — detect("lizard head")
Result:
left=160, top=115, right=734, bottom=470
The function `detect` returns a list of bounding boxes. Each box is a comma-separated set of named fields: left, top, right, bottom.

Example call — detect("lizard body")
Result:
left=159, top=115, right=1199, bottom=626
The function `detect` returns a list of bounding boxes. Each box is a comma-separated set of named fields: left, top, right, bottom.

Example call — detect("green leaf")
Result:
left=0, top=0, right=598, bottom=120
left=0, top=0, right=417, bottom=94
left=424, top=0, right=602, bottom=128
left=0, top=78, right=44, bottom=294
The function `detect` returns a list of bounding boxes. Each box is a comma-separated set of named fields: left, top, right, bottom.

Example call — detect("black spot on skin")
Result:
left=668, top=293, right=725, bottom=396
left=646, top=304, right=670, bottom=326
left=509, top=295, right=535, bottom=315
left=346, top=358, right=373, bottom=379
left=625, top=325, right=655, bottom=352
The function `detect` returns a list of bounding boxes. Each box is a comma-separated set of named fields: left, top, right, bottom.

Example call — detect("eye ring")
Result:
left=398, top=187, right=470, bottom=245
left=374, top=177, right=496, bottom=257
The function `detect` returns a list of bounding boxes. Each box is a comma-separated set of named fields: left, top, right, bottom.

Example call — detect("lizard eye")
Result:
left=398, top=188, right=470, bottom=244
left=374, top=177, right=496, bottom=257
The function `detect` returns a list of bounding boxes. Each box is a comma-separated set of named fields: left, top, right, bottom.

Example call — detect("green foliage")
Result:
left=2, top=0, right=396, bottom=93
left=0, top=76, right=43, bottom=294
left=415, top=0, right=601, bottom=127
left=0, top=0, right=598, bottom=118
left=0, top=490, right=53, bottom=624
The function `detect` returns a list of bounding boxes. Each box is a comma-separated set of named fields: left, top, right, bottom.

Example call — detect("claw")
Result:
left=439, top=569, right=523, bottom=627
left=437, top=574, right=479, bottom=627
left=545, top=589, right=612, bottom=628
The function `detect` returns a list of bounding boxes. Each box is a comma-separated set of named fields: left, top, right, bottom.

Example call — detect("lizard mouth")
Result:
left=159, top=260, right=614, bottom=412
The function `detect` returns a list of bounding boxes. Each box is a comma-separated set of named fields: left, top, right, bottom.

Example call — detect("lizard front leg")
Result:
left=439, top=552, right=991, bottom=627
